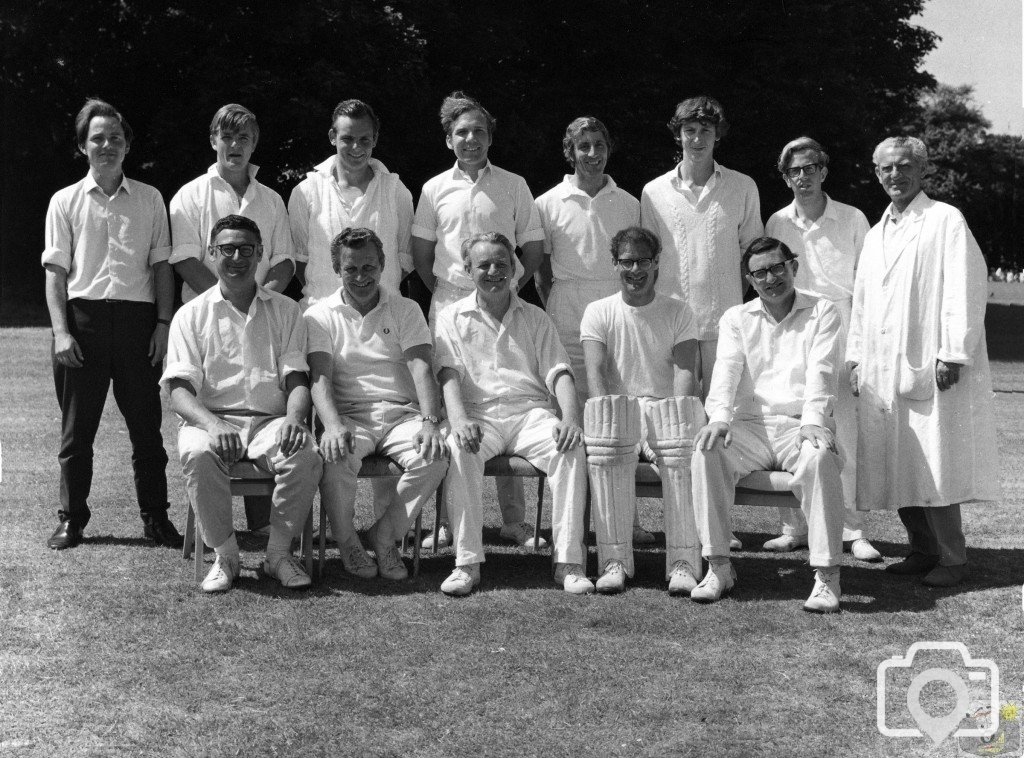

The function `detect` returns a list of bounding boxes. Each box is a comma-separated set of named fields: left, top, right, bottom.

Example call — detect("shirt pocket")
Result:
left=897, top=356, right=935, bottom=401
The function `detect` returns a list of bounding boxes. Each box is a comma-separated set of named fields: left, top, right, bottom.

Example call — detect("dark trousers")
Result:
left=897, top=504, right=967, bottom=566
left=52, top=298, right=169, bottom=527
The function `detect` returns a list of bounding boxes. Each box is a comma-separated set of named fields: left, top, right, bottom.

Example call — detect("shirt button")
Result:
left=880, top=328, right=887, bottom=334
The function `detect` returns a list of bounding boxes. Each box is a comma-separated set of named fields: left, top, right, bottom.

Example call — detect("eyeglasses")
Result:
left=614, top=257, right=655, bottom=272
left=784, top=163, right=820, bottom=179
left=213, top=244, right=256, bottom=258
left=747, top=262, right=791, bottom=281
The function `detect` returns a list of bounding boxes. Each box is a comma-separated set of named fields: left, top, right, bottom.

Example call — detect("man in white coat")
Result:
left=764, top=137, right=881, bottom=563
left=848, top=136, right=1000, bottom=587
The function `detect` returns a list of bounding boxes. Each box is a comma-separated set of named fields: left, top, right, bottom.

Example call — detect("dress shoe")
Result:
left=595, top=560, right=627, bottom=594
left=803, top=568, right=841, bottom=613
left=885, top=552, right=939, bottom=575
left=143, top=516, right=184, bottom=549
left=763, top=534, right=808, bottom=553
left=667, top=560, right=699, bottom=596
left=691, top=561, right=736, bottom=603
left=922, top=563, right=967, bottom=587
left=849, top=538, right=882, bottom=562
left=264, top=555, right=312, bottom=589
left=47, top=521, right=83, bottom=550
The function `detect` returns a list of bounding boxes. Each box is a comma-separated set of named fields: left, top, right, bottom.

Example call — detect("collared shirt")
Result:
left=288, top=157, right=414, bottom=303
left=161, top=285, right=308, bottom=416
left=412, top=162, right=545, bottom=289
left=881, top=191, right=927, bottom=269
left=766, top=194, right=869, bottom=303
left=169, top=164, right=294, bottom=302
left=304, top=286, right=431, bottom=410
left=42, top=173, right=171, bottom=302
left=580, top=292, right=697, bottom=398
left=705, top=290, right=840, bottom=428
left=534, top=175, right=639, bottom=283
left=640, top=162, right=763, bottom=340
left=434, top=292, right=571, bottom=414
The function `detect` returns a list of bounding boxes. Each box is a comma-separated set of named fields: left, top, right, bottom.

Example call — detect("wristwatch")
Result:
left=421, top=415, right=441, bottom=424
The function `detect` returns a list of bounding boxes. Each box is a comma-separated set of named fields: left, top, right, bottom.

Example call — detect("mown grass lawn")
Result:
left=2, top=320, right=1023, bottom=758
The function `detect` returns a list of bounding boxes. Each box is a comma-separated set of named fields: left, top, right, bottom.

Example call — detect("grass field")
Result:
left=2, top=314, right=1023, bottom=757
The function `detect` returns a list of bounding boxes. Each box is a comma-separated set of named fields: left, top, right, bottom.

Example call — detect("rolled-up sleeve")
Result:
left=396, top=182, right=415, bottom=272
left=303, top=307, right=334, bottom=356
left=532, top=310, right=573, bottom=393
left=801, top=301, right=840, bottom=427
left=287, top=182, right=312, bottom=263
left=411, top=186, right=438, bottom=241
left=512, top=178, right=545, bottom=247
left=267, top=193, right=295, bottom=267
left=148, top=190, right=172, bottom=266
left=161, top=310, right=204, bottom=394
left=168, top=185, right=203, bottom=266
left=278, top=307, right=309, bottom=387
left=42, top=191, right=73, bottom=271
left=432, top=308, right=464, bottom=381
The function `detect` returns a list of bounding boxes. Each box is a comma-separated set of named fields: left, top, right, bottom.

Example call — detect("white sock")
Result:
left=214, top=533, right=240, bottom=565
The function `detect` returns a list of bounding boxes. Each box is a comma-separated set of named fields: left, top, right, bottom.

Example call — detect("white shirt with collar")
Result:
left=42, top=173, right=171, bottom=303
left=765, top=195, right=869, bottom=306
left=705, top=289, right=841, bottom=429
left=169, top=164, right=294, bottom=302
left=161, top=284, right=308, bottom=417
left=412, top=161, right=545, bottom=290
left=640, top=161, right=763, bottom=340
left=534, top=175, right=639, bottom=283
left=433, top=292, right=571, bottom=416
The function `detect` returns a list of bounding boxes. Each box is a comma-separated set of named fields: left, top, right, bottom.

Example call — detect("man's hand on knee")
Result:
left=414, top=419, right=448, bottom=463
left=552, top=419, right=583, bottom=453
left=207, top=421, right=244, bottom=465
left=695, top=421, right=731, bottom=452
left=319, top=425, right=355, bottom=463
left=276, top=419, right=309, bottom=457
left=450, top=417, right=483, bottom=454
left=799, top=424, right=835, bottom=452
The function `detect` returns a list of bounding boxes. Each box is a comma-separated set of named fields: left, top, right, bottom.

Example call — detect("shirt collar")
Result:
left=311, top=156, right=389, bottom=181
left=334, top=285, right=391, bottom=314
left=452, top=161, right=492, bottom=182
left=883, top=190, right=929, bottom=225
left=671, top=161, right=722, bottom=188
left=559, top=174, right=619, bottom=200
left=746, top=288, right=817, bottom=322
left=779, top=193, right=838, bottom=225
left=454, top=289, right=523, bottom=317
left=206, top=163, right=260, bottom=181
left=209, top=282, right=273, bottom=305
left=84, top=172, right=130, bottom=196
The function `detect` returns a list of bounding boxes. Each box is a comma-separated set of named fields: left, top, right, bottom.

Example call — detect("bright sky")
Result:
left=913, top=0, right=1023, bottom=134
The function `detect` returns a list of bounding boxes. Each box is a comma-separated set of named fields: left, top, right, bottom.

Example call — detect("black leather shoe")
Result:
left=143, top=517, right=185, bottom=549
left=885, top=552, right=940, bottom=575
left=47, top=521, right=84, bottom=550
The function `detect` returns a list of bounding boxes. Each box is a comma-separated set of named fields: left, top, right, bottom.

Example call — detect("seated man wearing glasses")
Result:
left=763, top=137, right=880, bottom=564
left=580, top=226, right=702, bottom=595
left=690, top=236, right=845, bottom=612
left=162, top=215, right=322, bottom=593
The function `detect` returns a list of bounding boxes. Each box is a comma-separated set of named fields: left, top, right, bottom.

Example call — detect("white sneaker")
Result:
left=441, top=564, right=480, bottom=596
left=632, top=526, right=656, bottom=545
left=849, top=538, right=882, bottom=562
left=667, top=560, right=699, bottom=596
left=201, top=554, right=239, bottom=593
left=554, top=563, right=594, bottom=595
left=375, top=543, right=409, bottom=581
left=595, top=560, right=627, bottom=594
left=422, top=524, right=453, bottom=550
left=803, top=568, right=841, bottom=613
left=762, top=534, right=808, bottom=552
left=264, top=555, right=312, bottom=590
left=500, top=521, right=549, bottom=549
left=691, top=561, right=736, bottom=603
left=729, top=533, right=743, bottom=551
left=340, top=542, right=378, bottom=579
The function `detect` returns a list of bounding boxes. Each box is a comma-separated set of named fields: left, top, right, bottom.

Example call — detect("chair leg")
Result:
left=534, top=475, right=546, bottom=554
left=194, top=513, right=204, bottom=584
left=413, top=511, right=422, bottom=578
left=301, top=506, right=314, bottom=580
left=317, top=498, right=327, bottom=582
left=433, top=482, right=443, bottom=555
left=182, top=503, right=196, bottom=560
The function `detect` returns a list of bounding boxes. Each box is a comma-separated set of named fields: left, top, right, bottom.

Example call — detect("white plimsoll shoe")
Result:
left=422, top=524, right=453, bottom=550
left=762, top=534, right=808, bottom=552
left=667, top=560, right=700, bottom=596
left=729, top=533, right=743, bottom=551
left=264, top=555, right=312, bottom=590
left=202, top=554, right=239, bottom=593
left=555, top=563, right=595, bottom=595
left=632, top=526, right=656, bottom=545
left=340, top=542, right=378, bottom=579
left=690, top=561, right=736, bottom=603
left=441, top=564, right=481, bottom=596
left=849, top=538, right=882, bottom=562
left=595, top=560, right=627, bottom=594
left=803, top=568, right=841, bottom=613
left=500, top=521, right=549, bottom=549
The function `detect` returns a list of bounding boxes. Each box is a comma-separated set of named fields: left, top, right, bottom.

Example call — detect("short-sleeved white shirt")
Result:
left=304, top=287, right=431, bottom=410
left=42, top=173, right=171, bottom=303
left=534, top=176, right=639, bottom=283
left=580, top=292, right=698, bottom=398
left=412, top=162, right=545, bottom=289
left=161, top=285, right=308, bottom=416
left=169, top=164, right=294, bottom=302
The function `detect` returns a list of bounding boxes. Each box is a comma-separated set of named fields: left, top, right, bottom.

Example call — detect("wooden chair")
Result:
left=430, top=455, right=547, bottom=554
left=182, top=461, right=315, bottom=584
left=313, top=454, right=426, bottom=580
left=634, top=463, right=800, bottom=508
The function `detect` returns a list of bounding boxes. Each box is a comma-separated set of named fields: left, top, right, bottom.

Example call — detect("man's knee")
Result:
left=797, top=442, right=838, bottom=473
